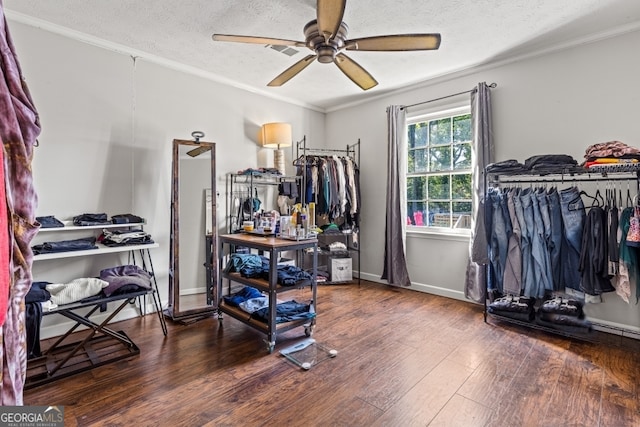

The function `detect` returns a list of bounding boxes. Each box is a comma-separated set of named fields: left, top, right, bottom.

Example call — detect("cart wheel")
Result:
left=267, top=342, right=275, bottom=353
left=304, top=325, right=314, bottom=337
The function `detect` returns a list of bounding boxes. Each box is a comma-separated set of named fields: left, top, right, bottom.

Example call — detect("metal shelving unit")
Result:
left=483, top=164, right=640, bottom=342
left=226, top=172, right=301, bottom=234
left=295, top=136, right=361, bottom=284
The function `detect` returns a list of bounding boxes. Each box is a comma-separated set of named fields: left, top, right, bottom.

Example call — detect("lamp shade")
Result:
left=261, top=122, right=292, bottom=148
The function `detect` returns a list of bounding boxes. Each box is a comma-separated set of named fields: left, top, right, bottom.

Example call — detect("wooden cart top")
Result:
left=219, top=233, right=317, bottom=251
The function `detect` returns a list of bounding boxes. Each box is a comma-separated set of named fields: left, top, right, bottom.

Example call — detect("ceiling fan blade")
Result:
left=346, top=34, right=442, bottom=51
left=212, top=34, right=306, bottom=48
left=334, top=53, right=378, bottom=90
left=317, top=0, right=346, bottom=40
left=267, top=54, right=317, bottom=87
left=187, top=145, right=212, bottom=158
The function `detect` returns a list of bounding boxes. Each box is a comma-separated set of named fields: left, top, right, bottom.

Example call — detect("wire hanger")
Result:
left=594, top=187, right=605, bottom=207
left=568, top=190, right=601, bottom=211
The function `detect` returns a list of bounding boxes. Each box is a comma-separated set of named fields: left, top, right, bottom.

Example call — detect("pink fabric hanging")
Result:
left=0, top=137, right=7, bottom=326
left=0, top=1, right=41, bottom=405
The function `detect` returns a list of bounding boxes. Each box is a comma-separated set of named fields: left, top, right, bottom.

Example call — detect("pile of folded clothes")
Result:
left=486, top=159, right=527, bottom=173
left=486, top=154, right=582, bottom=175
left=535, top=297, right=592, bottom=333
left=32, top=236, right=98, bottom=255
left=487, top=295, right=536, bottom=322
left=582, top=141, right=640, bottom=172
left=99, top=228, right=154, bottom=246
left=224, top=253, right=312, bottom=287
left=523, top=154, right=580, bottom=174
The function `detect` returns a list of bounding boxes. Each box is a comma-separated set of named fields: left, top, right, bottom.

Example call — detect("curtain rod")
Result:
left=401, top=82, right=497, bottom=111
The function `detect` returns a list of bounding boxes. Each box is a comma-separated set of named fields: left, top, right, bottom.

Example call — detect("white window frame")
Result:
left=406, top=104, right=472, bottom=237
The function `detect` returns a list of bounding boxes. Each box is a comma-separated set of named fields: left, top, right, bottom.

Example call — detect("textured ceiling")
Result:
left=5, top=0, right=640, bottom=111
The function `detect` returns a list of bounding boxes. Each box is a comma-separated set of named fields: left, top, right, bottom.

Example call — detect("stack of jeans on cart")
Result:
left=536, top=297, right=592, bottom=333
left=487, top=295, right=536, bottom=322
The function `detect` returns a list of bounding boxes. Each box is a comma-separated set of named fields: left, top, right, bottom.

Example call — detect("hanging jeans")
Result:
left=546, top=188, right=564, bottom=291
left=488, top=188, right=509, bottom=293
left=559, top=186, right=585, bottom=292
left=502, top=188, right=522, bottom=296
left=533, top=188, right=553, bottom=295
left=515, top=188, right=535, bottom=298
left=523, top=190, right=547, bottom=298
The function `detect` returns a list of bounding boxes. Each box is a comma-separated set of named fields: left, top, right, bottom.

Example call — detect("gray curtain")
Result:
left=381, top=105, right=412, bottom=287
left=464, top=82, right=494, bottom=302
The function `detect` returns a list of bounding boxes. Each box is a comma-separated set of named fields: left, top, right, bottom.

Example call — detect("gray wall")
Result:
left=10, top=20, right=325, bottom=338
left=326, top=29, right=640, bottom=333
left=10, top=16, right=640, bottom=337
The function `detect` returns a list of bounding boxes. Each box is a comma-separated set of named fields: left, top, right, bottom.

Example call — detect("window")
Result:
left=407, top=106, right=472, bottom=232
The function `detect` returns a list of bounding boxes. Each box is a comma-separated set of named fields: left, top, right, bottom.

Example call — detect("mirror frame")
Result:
left=165, top=138, right=218, bottom=321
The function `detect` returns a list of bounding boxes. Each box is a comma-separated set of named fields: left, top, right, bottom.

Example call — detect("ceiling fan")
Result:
left=211, top=0, right=441, bottom=91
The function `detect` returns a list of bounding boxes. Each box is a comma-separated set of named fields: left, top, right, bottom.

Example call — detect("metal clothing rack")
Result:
left=487, top=166, right=640, bottom=186
left=295, top=135, right=361, bottom=206
left=226, top=172, right=301, bottom=233
left=483, top=164, right=640, bottom=343
left=294, top=135, right=361, bottom=285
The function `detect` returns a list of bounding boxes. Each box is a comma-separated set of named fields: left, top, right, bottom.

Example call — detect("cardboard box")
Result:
left=329, top=257, right=352, bottom=282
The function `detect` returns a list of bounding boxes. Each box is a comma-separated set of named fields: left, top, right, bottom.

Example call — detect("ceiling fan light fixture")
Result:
left=317, top=46, right=336, bottom=63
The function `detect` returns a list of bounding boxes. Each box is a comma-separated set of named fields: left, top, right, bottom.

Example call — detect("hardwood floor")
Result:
left=24, top=281, right=640, bottom=426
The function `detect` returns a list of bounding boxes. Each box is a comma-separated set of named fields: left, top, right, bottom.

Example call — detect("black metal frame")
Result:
left=26, top=247, right=168, bottom=388
left=295, top=135, right=362, bottom=285
left=483, top=164, right=640, bottom=342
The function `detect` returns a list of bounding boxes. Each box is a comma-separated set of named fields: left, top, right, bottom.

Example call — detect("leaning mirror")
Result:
left=165, top=135, right=217, bottom=322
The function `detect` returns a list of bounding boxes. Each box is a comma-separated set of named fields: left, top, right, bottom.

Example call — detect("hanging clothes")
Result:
left=546, top=187, right=564, bottom=291
left=502, top=188, right=522, bottom=296
left=485, top=184, right=580, bottom=299
left=485, top=181, right=640, bottom=304
left=617, top=207, right=637, bottom=303
left=0, top=4, right=41, bottom=405
left=578, top=206, right=616, bottom=298
left=559, top=186, right=585, bottom=294
left=487, top=187, right=508, bottom=294
left=297, top=154, right=361, bottom=230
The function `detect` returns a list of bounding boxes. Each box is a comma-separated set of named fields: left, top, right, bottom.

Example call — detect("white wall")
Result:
left=326, top=29, right=640, bottom=334
left=9, top=21, right=325, bottom=338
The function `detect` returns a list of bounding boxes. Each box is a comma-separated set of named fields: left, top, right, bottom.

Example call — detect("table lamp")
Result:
left=261, top=122, right=292, bottom=175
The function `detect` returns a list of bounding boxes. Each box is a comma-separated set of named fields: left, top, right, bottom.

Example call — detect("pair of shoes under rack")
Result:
left=488, top=295, right=536, bottom=322
left=489, top=295, right=535, bottom=313
left=539, top=296, right=584, bottom=318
